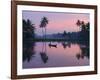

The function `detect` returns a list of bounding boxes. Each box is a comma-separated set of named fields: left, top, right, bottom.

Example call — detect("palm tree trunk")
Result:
left=45, top=27, right=46, bottom=40
left=42, top=28, right=44, bottom=39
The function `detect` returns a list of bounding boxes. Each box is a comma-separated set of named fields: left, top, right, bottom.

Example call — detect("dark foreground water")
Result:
left=23, top=42, right=89, bottom=69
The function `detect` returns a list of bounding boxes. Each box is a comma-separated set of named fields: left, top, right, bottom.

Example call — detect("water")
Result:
left=23, top=42, right=89, bottom=69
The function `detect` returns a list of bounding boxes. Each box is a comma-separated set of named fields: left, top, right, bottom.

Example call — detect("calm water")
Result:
left=23, top=42, right=89, bottom=69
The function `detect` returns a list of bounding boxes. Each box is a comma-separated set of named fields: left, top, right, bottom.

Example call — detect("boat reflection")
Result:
left=23, top=41, right=89, bottom=68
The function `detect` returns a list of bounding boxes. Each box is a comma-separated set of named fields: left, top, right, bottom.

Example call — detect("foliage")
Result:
left=23, top=19, right=36, bottom=62
left=40, top=17, right=48, bottom=39
left=23, top=19, right=35, bottom=41
left=76, top=20, right=90, bottom=41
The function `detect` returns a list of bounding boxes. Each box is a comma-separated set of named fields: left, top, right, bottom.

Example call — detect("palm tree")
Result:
left=23, top=19, right=36, bottom=62
left=86, top=22, right=90, bottom=31
left=76, top=20, right=81, bottom=31
left=40, top=17, right=48, bottom=39
left=76, top=20, right=90, bottom=41
left=23, top=19, right=35, bottom=47
left=76, top=20, right=88, bottom=32
left=76, top=20, right=81, bottom=25
left=26, top=19, right=35, bottom=39
left=81, top=21, right=86, bottom=31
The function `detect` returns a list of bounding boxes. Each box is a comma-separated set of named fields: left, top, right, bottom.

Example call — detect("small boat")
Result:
left=48, top=43, right=57, bottom=48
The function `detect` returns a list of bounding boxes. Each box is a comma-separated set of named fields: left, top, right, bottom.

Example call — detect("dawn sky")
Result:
left=22, top=11, right=89, bottom=35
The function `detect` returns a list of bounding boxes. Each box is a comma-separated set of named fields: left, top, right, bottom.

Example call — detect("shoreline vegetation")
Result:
left=23, top=18, right=90, bottom=47
left=31, top=38, right=89, bottom=42
left=22, top=18, right=90, bottom=63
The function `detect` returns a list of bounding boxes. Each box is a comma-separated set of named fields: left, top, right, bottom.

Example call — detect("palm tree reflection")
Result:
left=76, top=45, right=89, bottom=60
left=40, top=52, right=48, bottom=63
left=40, top=42, right=48, bottom=64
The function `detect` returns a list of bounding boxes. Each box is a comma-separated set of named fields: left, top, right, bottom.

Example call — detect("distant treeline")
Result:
left=23, top=19, right=90, bottom=43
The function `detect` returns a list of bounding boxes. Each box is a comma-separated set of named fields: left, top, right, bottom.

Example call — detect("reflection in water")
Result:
left=40, top=52, right=48, bottom=63
left=40, top=42, right=48, bottom=63
left=62, top=42, right=71, bottom=49
left=23, top=42, right=36, bottom=62
left=49, top=42, right=57, bottom=48
left=76, top=46, right=89, bottom=60
left=23, top=41, right=89, bottom=69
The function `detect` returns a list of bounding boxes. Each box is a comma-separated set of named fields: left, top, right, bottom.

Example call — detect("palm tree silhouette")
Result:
left=23, top=19, right=35, bottom=41
left=23, top=19, right=36, bottom=62
left=40, top=17, right=48, bottom=39
left=76, top=20, right=81, bottom=31
left=76, top=20, right=88, bottom=32
left=40, top=42, right=48, bottom=64
left=86, top=22, right=90, bottom=31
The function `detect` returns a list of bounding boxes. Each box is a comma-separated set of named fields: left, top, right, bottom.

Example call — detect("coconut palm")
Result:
left=76, top=20, right=81, bottom=26
left=40, top=17, right=48, bottom=39
left=76, top=20, right=90, bottom=41
left=81, top=21, right=86, bottom=31
left=76, top=20, right=81, bottom=31
left=86, top=22, right=90, bottom=31
left=23, top=19, right=36, bottom=62
left=23, top=19, right=35, bottom=47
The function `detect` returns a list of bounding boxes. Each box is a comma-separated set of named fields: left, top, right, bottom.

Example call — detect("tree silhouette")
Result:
left=76, top=20, right=90, bottom=41
left=86, top=22, right=90, bottom=31
left=81, top=21, right=86, bottom=31
left=63, top=31, right=67, bottom=37
left=76, top=20, right=89, bottom=32
left=23, top=19, right=35, bottom=43
left=76, top=20, right=81, bottom=31
left=40, top=17, right=48, bottom=39
left=23, top=19, right=36, bottom=62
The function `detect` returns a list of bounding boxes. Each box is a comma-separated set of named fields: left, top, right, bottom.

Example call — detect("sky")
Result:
left=22, top=10, right=89, bottom=35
